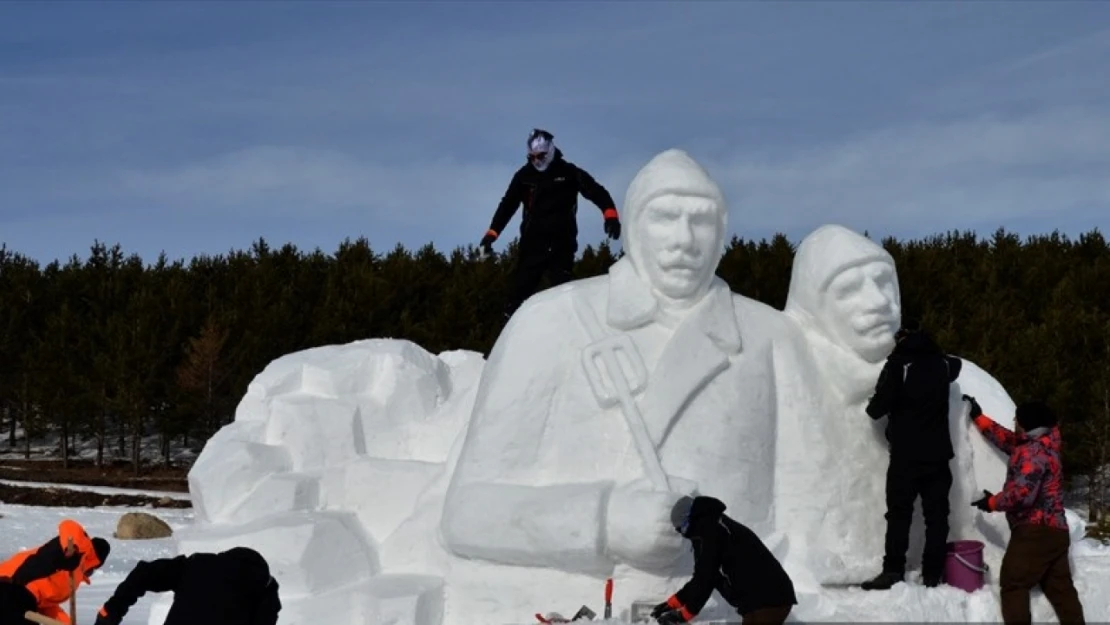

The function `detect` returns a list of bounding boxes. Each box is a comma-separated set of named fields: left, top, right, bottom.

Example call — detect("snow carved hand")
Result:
left=604, top=478, right=686, bottom=571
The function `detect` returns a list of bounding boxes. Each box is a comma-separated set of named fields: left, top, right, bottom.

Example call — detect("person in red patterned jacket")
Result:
left=963, top=394, right=1085, bottom=624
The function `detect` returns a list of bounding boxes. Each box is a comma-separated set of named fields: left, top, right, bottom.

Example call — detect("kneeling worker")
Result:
left=0, top=519, right=110, bottom=625
left=94, top=547, right=280, bottom=625
left=650, top=496, right=797, bottom=625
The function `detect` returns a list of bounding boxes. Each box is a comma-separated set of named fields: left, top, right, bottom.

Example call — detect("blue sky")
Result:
left=1, top=1, right=1108, bottom=265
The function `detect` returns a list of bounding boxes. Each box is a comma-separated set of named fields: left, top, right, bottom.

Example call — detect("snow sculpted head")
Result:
left=622, top=149, right=727, bottom=305
left=784, top=224, right=900, bottom=363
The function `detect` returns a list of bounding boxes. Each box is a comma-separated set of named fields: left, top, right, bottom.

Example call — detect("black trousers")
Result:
left=0, top=580, right=37, bottom=625
left=882, top=459, right=952, bottom=577
left=505, top=237, right=577, bottom=317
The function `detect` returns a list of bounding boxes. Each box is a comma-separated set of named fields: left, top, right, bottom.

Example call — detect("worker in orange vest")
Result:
left=0, top=519, right=110, bottom=624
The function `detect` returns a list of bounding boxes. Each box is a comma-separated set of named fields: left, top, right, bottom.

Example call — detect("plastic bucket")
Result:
left=944, top=540, right=987, bottom=592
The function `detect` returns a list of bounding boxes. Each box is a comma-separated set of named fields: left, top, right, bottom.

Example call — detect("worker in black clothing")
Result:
left=0, top=579, right=38, bottom=625
left=480, top=128, right=621, bottom=318
left=861, top=320, right=962, bottom=590
left=93, top=547, right=280, bottom=625
left=650, top=496, right=797, bottom=625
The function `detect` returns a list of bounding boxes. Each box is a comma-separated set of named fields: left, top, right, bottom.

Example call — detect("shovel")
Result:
left=580, top=331, right=670, bottom=491
left=24, top=612, right=67, bottom=625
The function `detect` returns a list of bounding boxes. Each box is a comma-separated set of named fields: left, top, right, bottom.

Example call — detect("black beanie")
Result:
left=92, top=537, right=110, bottom=565
left=1015, top=401, right=1057, bottom=431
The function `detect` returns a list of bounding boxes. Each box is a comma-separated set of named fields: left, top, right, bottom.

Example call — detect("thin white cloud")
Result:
left=702, top=106, right=1110, bottom=236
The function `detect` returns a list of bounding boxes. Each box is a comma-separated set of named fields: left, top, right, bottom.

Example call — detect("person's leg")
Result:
left=504, top=240, right=550, bottom=318
left=1038, top=527, right=1086, bottom=624
left=863, top=459, right=915, bottom=589
left=1000, top=525, right=1051, bottom=625
left=544, top=238, right=578, bottom=288
left=0, top=581, right=37, bottom=625
left=918, top=464, right=953, bottom=585
left=740, top=605, right=792, bottom=625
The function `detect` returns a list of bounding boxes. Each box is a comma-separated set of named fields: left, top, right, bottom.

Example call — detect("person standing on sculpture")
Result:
left=964, top=395, right=1085, bottom=624
left=650, top=496, right=796, bottom=625
left=861, top=320, right=962, bottom=590
left=479, top=128, right=621, bottom=318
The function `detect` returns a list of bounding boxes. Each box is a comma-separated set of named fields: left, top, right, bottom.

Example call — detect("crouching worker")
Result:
left=94, top=546, right=280, bottom=625
left=965, top=395, right=1086, bottom=625
left=650, top=496, right=797, bottom=625
left=0, top=519, right=110, bottom=624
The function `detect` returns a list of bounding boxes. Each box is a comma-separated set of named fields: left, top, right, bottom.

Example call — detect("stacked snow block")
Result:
left=165, top=338, right=487, bottom=625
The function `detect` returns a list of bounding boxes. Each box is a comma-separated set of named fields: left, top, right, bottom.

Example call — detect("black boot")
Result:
left=860, top=570, right=904, bottom=590
left=922, top=571, right=942, bottom=587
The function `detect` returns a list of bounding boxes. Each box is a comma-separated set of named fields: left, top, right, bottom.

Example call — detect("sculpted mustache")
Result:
left=660, top=257, right=701, bottom=270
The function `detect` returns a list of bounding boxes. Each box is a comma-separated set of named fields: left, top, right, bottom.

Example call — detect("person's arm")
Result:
left=865, top=360, right=901, bottom=420
left=573, top=166, right=618, bottom=219
left=97, top=556, right=187, bottom=623
left=972, top=413, right=1019, bottom=454
left=987, top=446, right=1045, bottom=512
left=665, top=532, right=724, bottom=620
left=486, top=170, right=525, bottom=241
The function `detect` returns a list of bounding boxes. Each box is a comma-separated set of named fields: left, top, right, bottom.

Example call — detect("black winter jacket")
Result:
left=866, top=330, right=962, bottom=465
left=100, top=547, right=280, bottom=625
left=488, top=149, right=616, bottom=246
left=668, top=497, right=796, bottom=618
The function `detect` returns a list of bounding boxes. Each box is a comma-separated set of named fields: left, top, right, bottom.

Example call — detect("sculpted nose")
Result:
left=860, top=277, right=891, bottom=309
left=672, top=215, right=694, bottom=250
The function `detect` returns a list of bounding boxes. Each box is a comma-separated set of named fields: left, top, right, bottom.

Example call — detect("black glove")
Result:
left=972, top=490, right=993, bottom=512
left=962, top=394, right=982, bottom=419
left=94, top=606, right=120, bottom=625
left=60, top=548, right=83, bottom=572
left=604, top=215, right=621, bottom=240
left=480, top=230, right=497, bottom=254
left=650, top=601, right=686, bottom=624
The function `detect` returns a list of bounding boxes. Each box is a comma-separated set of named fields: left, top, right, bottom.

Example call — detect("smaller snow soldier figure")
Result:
left=649, top=496, right=796, bottom=625
left=93, top=547, right=280, bottom=625
left=480, top=128, right=621, bottom=319
left=965, top=395, right=1086, bottom=624
left=0, top=519, right=110, bottom=624
left=861, top=320, right=962, bottom=590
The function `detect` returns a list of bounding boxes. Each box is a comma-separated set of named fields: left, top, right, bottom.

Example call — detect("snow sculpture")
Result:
left=438, top=148, right=823, bottom=624
left=159, top=340, right=486, bottom=625
left=779, top=223, right=1026, bottom=582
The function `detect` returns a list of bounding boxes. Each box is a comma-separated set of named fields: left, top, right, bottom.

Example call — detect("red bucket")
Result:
left=944, top=540, right=987, bottom=592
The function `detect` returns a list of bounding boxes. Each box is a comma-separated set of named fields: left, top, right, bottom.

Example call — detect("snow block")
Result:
left=279, top=574, right=444, bottom=625
left=320, top=457, right=443, bottom=541
left=264, top=395, right=367, bottom=471
left=225, top=472, right=321, bottom=525
left=175, top=511, right=379, bottom=597
left=188, top=428, right=292, bottom=524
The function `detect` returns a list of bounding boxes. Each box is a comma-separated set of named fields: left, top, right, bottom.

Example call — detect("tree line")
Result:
left=0, top=229, right=1108, bottom=508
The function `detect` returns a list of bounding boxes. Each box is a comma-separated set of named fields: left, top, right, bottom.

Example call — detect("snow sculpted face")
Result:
left=785, top=224, right=901, bottom=363
left=623, top=149, right=727, bottom=305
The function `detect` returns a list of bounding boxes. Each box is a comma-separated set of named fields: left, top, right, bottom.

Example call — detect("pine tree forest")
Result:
left=1, top=230, right=1109, bottom=513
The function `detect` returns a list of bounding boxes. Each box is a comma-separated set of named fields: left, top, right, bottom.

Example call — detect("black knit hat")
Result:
left=1015, top=401, right=1057, bottom=431
left=92, top=537, right=110, bottom=566
left=670, top=496, right=694, bottom=532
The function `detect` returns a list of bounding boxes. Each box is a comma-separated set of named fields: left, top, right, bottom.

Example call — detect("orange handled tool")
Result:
left=604, top=578, right=613, bottom=619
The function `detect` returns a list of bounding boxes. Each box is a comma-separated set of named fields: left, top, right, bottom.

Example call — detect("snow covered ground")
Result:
left=0, top=497, right=193, bottom=625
